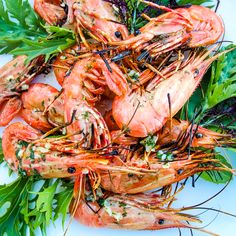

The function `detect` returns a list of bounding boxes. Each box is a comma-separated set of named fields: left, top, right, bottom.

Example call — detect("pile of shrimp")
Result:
left=1, top=0, right=236, bottom=234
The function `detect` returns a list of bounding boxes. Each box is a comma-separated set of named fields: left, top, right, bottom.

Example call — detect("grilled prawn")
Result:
left=0, top=56, right=45, bottom=126
left=111, top=2, right=224, bottom=60
left=20, top=83, right=64, bottom=131
left=73, top=191, right=200, bottom=230
left=112, top=49, right=230, bottom=137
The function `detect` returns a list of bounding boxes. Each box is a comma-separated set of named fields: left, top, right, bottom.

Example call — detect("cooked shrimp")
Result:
left=20, top=83, right=64, bottom=132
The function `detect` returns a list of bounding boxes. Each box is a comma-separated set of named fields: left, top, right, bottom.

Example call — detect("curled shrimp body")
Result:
left=111, top=3, right=224, bottom=59
left=0, top=56, right=45, bottom=126
left=73, top=191, right=199, bottom=230
left=53, top=43, right=107, bottom=86
left=63, top=55, right=129, bottom=148
left=21, top=83, right=64, bottom=132
left=112, top=50, right=226, bottom=137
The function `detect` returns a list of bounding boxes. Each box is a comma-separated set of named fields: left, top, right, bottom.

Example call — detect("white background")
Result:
left=0, top=0, right=236, bottom=235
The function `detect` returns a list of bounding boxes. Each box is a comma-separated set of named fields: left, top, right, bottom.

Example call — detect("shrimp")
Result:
left=35, top=0, right=129, bottom=44
left=73, top=191, right=200, bottom=230
left=2, top=122, right=233, bottom=194
left=20, top=83, right=64, bottom=132
left=111, top=118, right=235, bottom=149
left=0, top=55, right=45, bottom=126
left=63, top=55, right=129, bottom=149
left=53, top=43, right=103, bottom=86
left=34, top=0, right=67, bottom=25
left=1, top=122, right=108, bottom=178
left=2, top=122, right=155, bottom=179
left=157, top=118, right=235, bottom=149
left=73, top=0, right=129, bottom=44
left=112, top=49, right=230, bottom=137
left=100, top=148, right=234, bottom=194
left=110, top=3, right=224, bottom=60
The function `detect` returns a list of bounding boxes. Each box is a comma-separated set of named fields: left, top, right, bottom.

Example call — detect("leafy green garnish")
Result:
left=140, top=134, right=157, bottom=152
left=156, top=150, right=174, bottom=161
left=200, top=153, right=232, bottom=184
left=179, top=45, right=236, bottom=125
left=201, top=45, right=236, bottom=113
left=0, top=176, right=73, bottom=236
left=11, top=26, right=76, bottom=63
left=0, top=0, right=46, bottom=53
left=0, top=0, right=76, bottom=62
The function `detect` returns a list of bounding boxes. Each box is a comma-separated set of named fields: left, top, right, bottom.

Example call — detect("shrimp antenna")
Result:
left=190, top=207, right=236, bottom=218
left=181, top=178, right=231, bottom=211
left=178, top=228, right=182, bottom=236
left=98, top=53, right=113, bottom=73
left=215, top=0, right=220, bottom=13
left=167, top=93, right=173, bottom=131
left=188, top=211, right=220, bottom=236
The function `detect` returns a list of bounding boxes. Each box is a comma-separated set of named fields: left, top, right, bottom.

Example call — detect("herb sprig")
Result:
left=0, top=174, right=73, bottom=236
left=0, top=0, right=76, bottom=63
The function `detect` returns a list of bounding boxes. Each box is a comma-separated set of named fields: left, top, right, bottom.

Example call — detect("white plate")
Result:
left=0, top=0, right=236, bottom=235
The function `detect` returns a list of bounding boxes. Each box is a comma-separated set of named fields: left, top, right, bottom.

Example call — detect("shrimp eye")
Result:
left=115, top=31, right=122, bottom=38
left=60, top=2, right=68, bottom=14
left=110, top=150, right=119, bottom=155
left=128, top=173, right=134, bottom=178
left=158, top=219, right=165, bottom=225
left=177, top=169, right=183, bottom=175
left=68, top=167, right=76, bottom=174
left=134, top=29, right=141, bottom=36
left=195, top=133, right=203, bottom=139
left=194, top=69, right=199, bottom=77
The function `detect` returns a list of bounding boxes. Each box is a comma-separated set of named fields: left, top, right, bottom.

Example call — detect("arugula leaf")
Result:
left=200, top=153, right=233, bottom=184
left=0, top=177, right=29, bottom=236
left=179, top=45, right=236, bottom=123
left=11, top=27, right=76, bottom=63
left=35, top=180, right=58, bottom=225
left=0, top=176, right=74, bottom=235
left=0, top=0, right=76, bottom=62
left=54, top=182, right=73, bottom=227
left=0, top=0, right=46, bottom=54
left=199, top=97, right=236, bottom=135
left=201, top=45, right=236, bottom=113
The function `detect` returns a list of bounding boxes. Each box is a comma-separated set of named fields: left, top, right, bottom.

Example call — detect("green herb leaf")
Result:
left=0, top=177, right=30, bottom=236
left=0, top=175, right=74, bottom=235
left=140, top=135, right=158, bottom=152
left=200, top=153, right=232, bottom=184
left=202, top=45, right=236, bottom=113
left=11, top=31, right=76, bottom=63
left=35, top=179, right=58, bottom=225
left=0, top=0, right=46, bottom=54
left=54, top=181, right=73, bottom=227
left=0, top=0, right=76, bottom=62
